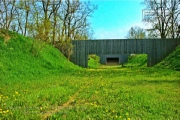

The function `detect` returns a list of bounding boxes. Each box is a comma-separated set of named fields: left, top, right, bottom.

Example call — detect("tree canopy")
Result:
left=126, top=26, right=147, bottom=39
left=142, top=0, right=180, bottom=38
left=0, top=0, right=97, bottom=42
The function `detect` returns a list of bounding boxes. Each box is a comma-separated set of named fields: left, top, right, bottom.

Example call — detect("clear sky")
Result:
left=89, top=0, right=150, bottom=39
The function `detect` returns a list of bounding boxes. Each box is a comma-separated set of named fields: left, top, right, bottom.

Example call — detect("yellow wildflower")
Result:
left=3, top=111, right=6, bottom=114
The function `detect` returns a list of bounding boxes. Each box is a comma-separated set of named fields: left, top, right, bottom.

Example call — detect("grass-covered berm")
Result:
left=0, top=30, right=180, bottom=119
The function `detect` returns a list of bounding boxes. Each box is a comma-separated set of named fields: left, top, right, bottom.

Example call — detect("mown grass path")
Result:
left=41, top=77, right=93, bottom=119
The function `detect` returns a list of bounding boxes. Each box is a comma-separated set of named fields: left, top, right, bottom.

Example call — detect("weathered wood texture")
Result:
left=71, top=39, right=180, bottom=68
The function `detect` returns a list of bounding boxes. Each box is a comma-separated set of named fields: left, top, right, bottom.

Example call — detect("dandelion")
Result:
left=15, top=91, right=18, bottom=94
left=3, top=111, right=7, bottom=114
left=127, top=118, right=131, bottom=120
left=0, top=94, right=3, bottom=99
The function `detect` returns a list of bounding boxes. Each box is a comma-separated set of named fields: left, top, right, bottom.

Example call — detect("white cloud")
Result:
left=94, top=28, right=127, bottom=39
left=93, top=22, right=152, bottom=39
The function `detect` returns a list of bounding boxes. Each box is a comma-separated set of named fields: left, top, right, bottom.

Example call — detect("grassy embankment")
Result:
left=0, top=30, right=180, bottom=119
left=88, top=54, right=101, bottom=69
left=0, top=29, right=81, bottom=81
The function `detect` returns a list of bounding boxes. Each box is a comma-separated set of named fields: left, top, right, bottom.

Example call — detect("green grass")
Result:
left=0, top=74, right=82, bottom=119
left=0, top=29, right=81, bottom=81
left=0, top=68, right=179, bottom=119
left=124, top=45, right=180, bottom=70
left=0, top=30, right=180, bottom=119
left=125, top=54, right=147, bottom=67
left=50, top=68, right=180, bottom=119
left=88, top=54, right=101, bottom=69
left=156, top=45, right=180, bottom=70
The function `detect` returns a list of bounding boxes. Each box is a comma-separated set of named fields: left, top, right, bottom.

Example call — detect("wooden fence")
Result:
left=70, top=39, right=180, bottom=68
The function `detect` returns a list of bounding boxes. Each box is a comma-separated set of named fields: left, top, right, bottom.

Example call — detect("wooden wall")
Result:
left=71, top=39, right=180, bottom=68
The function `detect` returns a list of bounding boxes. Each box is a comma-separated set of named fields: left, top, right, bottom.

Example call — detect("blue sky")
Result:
left=89, top=0, right=150, bottom=39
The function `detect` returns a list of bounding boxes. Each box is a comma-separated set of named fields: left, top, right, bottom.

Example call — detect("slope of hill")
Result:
left=156, top=45, right=180, bottom=70
left=0, top=29, right=81, bottom=80
left=124, top=44, right=180, bottom=70
left=125, top=54, right=147, bottom=67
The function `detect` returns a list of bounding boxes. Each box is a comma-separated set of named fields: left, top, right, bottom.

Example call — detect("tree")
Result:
left=126, top=26, right=147, bottom=39
left=143, top=0, right=180, bottom=38
left=56, top=0, right=97, bottom=59
left=0, top=0, right=97, bottom=59
left=0, top=0, right=16, bottom=30
left=59, top=0, right=96, bottom=41
left=51, top=0, right=62, bottom=45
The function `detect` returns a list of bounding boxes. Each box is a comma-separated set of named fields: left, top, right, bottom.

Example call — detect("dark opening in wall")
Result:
left=106, top=58, right=119, bottom=65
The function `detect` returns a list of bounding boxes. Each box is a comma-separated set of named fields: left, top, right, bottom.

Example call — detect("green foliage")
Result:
left=0, top=30, right=81, bottom=80
left=125, top=54, right=147, bottom=67
left=56, top=40, right=74, bottom=60
left=156, top=45, right=180, bottom=70
left=126, top=26, right=147, bottom=39
left=88, top=54, right=101, bottom=69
